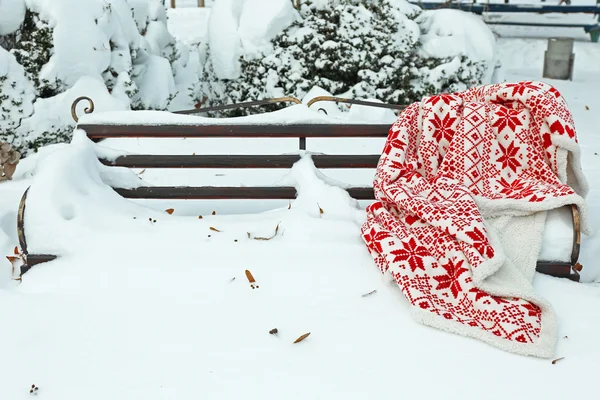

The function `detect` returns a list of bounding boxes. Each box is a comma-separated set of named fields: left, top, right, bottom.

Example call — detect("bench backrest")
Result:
left=411, top=2, right=600, bottom=14
left=80, top=123, right=391, bottom=200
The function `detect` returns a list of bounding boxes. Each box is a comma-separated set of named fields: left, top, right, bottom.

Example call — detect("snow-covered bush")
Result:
left=11, top=9, right=62, bottom=98
left=0, top=47, right=35, bottom=144
left=415, top=9, right=503, bottom=89
left=201, top=0, right=500, bottom=116
left=0, top=0, right=202, bottom=155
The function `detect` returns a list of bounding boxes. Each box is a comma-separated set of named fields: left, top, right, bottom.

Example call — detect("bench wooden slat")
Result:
left=410, top=2, right=600, bottom=14
left=101, top=154, right=381, bottom=169
left=486, top=21, right=598, bottom=28
left=114, top=186, right=375, bottom=200
left=80, top=124, right=391, bottom=139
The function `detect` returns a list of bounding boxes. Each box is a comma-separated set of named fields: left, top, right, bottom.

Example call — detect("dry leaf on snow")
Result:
left=245, top=269, right=259, bottom=289
left=293, top=332, right=311, bottom=344
left=245, top=269, right=256, bottom=283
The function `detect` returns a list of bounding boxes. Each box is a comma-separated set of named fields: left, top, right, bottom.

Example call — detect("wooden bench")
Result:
left=15, top=97, right=583, bottom=282
left=410, top=2, right=600, bottom=42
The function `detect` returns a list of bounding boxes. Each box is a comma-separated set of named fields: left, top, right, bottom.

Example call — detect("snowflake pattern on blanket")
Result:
left=362, top=81, right=586, bottom=355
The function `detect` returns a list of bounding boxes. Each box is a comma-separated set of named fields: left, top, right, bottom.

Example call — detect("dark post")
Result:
left=299, top=137, right=306, bottom=150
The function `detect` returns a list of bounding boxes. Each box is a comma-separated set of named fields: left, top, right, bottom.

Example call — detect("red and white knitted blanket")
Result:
left=362, top=81, right=589, bottom=358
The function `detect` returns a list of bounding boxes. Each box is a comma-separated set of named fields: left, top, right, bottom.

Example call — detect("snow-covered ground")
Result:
left=1, top=2, right=599, bottom=400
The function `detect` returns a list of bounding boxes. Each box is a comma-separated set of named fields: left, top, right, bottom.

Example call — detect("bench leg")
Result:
left=536, top=262, right=580, bottom=282
left=590, top=30, right=600, bottom=43
left=17, top=186, right=58, bottom=276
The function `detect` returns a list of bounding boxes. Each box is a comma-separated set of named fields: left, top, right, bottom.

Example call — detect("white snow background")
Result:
left=0, top=1, right=599, bottom=399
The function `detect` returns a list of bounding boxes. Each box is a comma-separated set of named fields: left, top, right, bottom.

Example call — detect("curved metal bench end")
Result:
left=71, top=96, right=95, bottom=123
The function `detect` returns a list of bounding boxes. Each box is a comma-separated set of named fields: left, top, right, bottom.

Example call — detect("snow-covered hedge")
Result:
left=0, top=47, right=35, bottom=136
left=1, top=0, right=503, bottom=152
left=0, top=0, right=202, bottom=155
left=200, top=0, right=501, bottom=116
